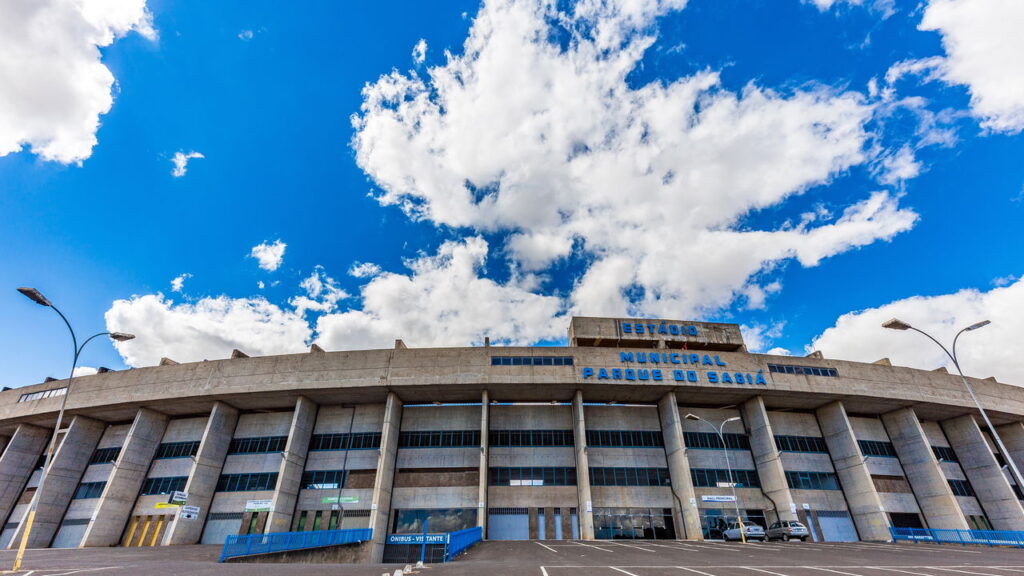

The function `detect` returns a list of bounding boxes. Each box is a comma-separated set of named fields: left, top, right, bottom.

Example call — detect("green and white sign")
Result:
left=321, top=496, right=359, bottom=504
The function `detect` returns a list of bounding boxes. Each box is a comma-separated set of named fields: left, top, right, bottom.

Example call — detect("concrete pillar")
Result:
left=880, top=407, right=967, bottom=530
left=8, top=415, right=105, bottom=548
left=368, top=392, right=402, bottom=563
left=741, top=396, right=798, bottom=524
left=478, top=390, right=489, bottom=536
left=942, top=414, right=1024, bottom=530
left=81, top=408, right=169, bottom=547
left=164, top=401, right=239, bottom=545
left=657, top=392, right=702, bottom=540
left=266, top=396, right=318, bottom=534
left=0, top=425, right=49, bottom=528
left=995, top=422, right=1024, bottom=480
left=571, top=390, right=595, bottom=540
left=815, top=401, right=890, bottom=541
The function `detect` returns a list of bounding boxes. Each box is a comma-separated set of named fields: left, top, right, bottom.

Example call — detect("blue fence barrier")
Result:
left=445, top=526, right=483, bottom=561
left=891, top=527, right=1024, bottom=547
left=219, top=527, right=373, bottom=562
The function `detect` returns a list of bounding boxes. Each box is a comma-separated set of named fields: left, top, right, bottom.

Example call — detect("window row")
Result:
left=18, top=387, right=67, bottom=403
left=216, top=472, right=279, bottom=492
left=948, top=479, right=975, bottom=497
left=587, top=430, right=664, bottom=448
left=301, top=470, right=347, bottom=490
left=399, top=430, right=481, bottom=448
left=767, top=364, right=839, bottom=377
left=141, top=476, right=188, bottom=496
left=589, top=467, right=671, bottom=487
left=490, top=356, right=574, bottom=366
left=73, top=481, right=106, bottom=500
left=490, top=430, right=575, bottom=447
left=775, top=435, right=829, bottom=453
left=309, top=432, right=382, bottom=451
left=858, top=440, right=897, bottom=458
left=156, top=440, right=201, bottom=459
left=684, top=431, right=750, bottom=451
left=489, top=467, right=578, bottom=486
left=786, top=471, right=840, bottom=491
left=932, top=446, right=959, bottom=463
left=89, top=447, right=121, bottom=465
left=228, top=436, right=288, bottom=455
left=691, top=468, right=762, bottom=488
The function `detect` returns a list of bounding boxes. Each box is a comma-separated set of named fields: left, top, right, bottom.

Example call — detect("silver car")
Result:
left=723, top=522, right=765, bottom=542
left=766, top=520, right=810, bottom=542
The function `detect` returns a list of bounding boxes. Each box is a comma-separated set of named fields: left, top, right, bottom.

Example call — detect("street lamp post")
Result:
left=882, top=318, right=1024, bottom=494
left=686, top=414, right=745, bottom=543
left=13, top=287, right=134, bottom=571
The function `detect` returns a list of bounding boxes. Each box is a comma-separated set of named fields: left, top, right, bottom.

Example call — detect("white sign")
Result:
left=169, top=491, right=188, bottom=505
left=716, top=482, right=738, bottom=488
left=181, top=505, right=200, bottom=515
left=245, top=499, right=273, bottom=512
left=789, top=503, right=797, bottom=513
left=701, top=495, right=737, bottom=503
left=689, top=497, right=697, bottom=506
left=802, top=503, right=810, bottom=510
left=181, top=512, right=198, bottom=520
left=586, top=501, right=593, bottom=513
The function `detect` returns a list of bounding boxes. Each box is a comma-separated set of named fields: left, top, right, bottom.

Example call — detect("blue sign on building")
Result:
left=386, top=534, right=448, bottom=545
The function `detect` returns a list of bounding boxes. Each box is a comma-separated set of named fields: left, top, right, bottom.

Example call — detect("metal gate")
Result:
left=488, top=508, right=529, bottom=540
left=817, top=510, right=858, bottom=542
left=200, top=512, right=243, bottom=545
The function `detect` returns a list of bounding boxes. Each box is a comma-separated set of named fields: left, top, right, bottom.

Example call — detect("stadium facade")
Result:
left=0, top=316, right=1023, bottom=562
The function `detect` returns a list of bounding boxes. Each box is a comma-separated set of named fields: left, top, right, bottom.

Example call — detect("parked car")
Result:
left=723, top=522, right=765, bottom=542
left=766, top=520, right=810, bottom=542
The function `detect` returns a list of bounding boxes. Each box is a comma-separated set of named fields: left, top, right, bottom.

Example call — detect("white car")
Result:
left=723, top=522, right=765, bottom=542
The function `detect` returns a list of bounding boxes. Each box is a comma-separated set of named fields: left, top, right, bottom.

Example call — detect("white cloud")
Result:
left=805, top=0, right=894, bottom=17
left=239, top=29, right=254, bottom=41
left=290, top=266, right=350, bottom=316
left=0, top=0, right=155, bottom=164
left=72, top=366, right=98, bottom=377
left=993, top=274, right=1018, bottom=287
left=349, top=262, right=382, bottom=278
left=917, top=0, right=1024, bottom=133
left=810, top=277, right=1024, bottom=385
left=314, top=237, right=565, bottom=350
left=412, top=38, right=428, bottom=64
left=250, top=239, right=287, bottom=272
left=105, top=293, right=311, bottom=367
left=170, top=273, right=191, bottom=293
left=171, top=151, right=204, bottom=177
left=257, top=280, right=266, bottom=289
left=741, top=322, right=785, bottom=353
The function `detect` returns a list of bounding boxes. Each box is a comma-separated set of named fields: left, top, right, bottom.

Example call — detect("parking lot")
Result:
left=0, top=540, right=1021, bottom=575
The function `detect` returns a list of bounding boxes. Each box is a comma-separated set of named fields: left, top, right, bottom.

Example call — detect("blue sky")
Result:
left=2, top=0, right=1022, bottom=388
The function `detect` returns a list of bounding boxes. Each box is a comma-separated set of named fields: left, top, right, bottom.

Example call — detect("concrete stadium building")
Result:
left=0, top=316, right=1023, bottom=562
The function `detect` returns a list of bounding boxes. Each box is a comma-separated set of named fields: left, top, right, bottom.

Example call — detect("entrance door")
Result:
left=889, top=512, right=924, bottom=529
left=817, top=510, right=858, bottom=542
left=488, top=508, right=530, bottom=540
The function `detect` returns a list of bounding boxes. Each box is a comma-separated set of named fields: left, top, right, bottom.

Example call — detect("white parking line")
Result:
left=742, top=568, right=792, bottom=576
left=570, top=541, right=614, bottom=552
left=609, top=568, right=640, bottom=576
left=537, top=542, right=558, bottom=553
left=602, top=541, right=657, bottom=553
left=675, top=568, right=717, bottom=576
left=540, top=567, right=550, bottom=576
left=989, top=569, right=1024, bottom=574
left=807, top=567, right=867, bottom=576
left=871, top=567, right=946, bottom=576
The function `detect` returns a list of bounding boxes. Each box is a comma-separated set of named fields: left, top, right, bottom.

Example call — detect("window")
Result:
left=586, top=430, right=663, bottom=448
left=399, top=430, right=481, bottom=448
left=785, top=471, right=840, bottom=490
left=228, top=436, right=288, bottom=454
left=488, top=467, right=577, bottom=486
left=155, top=441, right=201, bottom=459
left=489, top=430, right=575, bottom=447
left=690, top=468, right=761, bottom=488
left=858, top=440, right=897, bottom=458
left=948, top=479, right=975, bottom=497
left=73, top=481, right=106, bottom=499
left=216, top=472, right=279, bottom=492
left=684, top=432, right=750, bottom=450
left=18, top=387, right=67, bottom=403
left=589, top=467, right=671, bottom=486
left=767, top=364, right=838, bottom=377
left=309, top=432, right=382, bottom=451
left=89, top=447, right=121, bottom=465
left=775, top=435, right=829, bottom=453
left=141, top=476, right=188, bottom=495
left=301, top=470, right=347, bottom=490
left=490, top=356, right=574, bottom=366
left=932, top=446, right=958, bottom=463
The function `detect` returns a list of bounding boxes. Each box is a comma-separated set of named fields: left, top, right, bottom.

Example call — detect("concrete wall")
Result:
left=0, top=424, right=49, bottom=529
left=367, top=392, right=401, bottom=563
left=267, top=397, right=318, bottom=534
left=742, top=396, right=797, bottom=523
left=943, top=415, right=1024, bottom=530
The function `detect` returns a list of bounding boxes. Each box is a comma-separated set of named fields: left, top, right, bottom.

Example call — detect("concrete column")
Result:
left=657, top=392, right=702, bottom=540
left=995, top=422, right=1024, bottom=480
left=0, top=425, right=49, bottom=528
left=571, top=390, right=595, bottom=540
left=942, top=414, right=1024, bottom=530
left=266, top=396, right=318, bottom=534
left=741, top=396, right=798, bottom=524
left=9, top=415, right=105, bottom=548
left=81, top=408, right=169, bottom=547
left=478, top=390, right=489, bottom=536
left=368, top=392, right=402, bottom=563
left=880, top=407, right=967, bottom=530
left=164, top=401, right=239, bottom=545
left=815, top=401, right=890, bottom=541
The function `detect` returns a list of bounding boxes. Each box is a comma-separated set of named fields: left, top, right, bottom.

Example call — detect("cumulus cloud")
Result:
left=171, top=151, right=204, bottom=177
left=72, top=366, right=98, bottom=377
left=105, top=293, right=311, bottom=367
left=290, top=266, right=350, bottom=316
left=0, top=0, right=155, bottom=164
left=810, top=277, right=1024, bottom=385
left=250, top=239, right=286, bottom=272
left=804, top=0, right=894, bottom=17
left=170, top=273, right=191, bottom=293
left=741, top=322, right=785, bottom=353
left=349, top=262, right=382, bottom=278
left=352, top=0, right=916, bottom=322
left=412, top=38, right=428, bottom=64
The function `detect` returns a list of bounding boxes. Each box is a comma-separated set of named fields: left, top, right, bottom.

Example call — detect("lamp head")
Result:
left=684, top=413, right=700, bottom=421
left=109, top=332, right=135, bottom=342
left=882, top=318, right=912, bottom=331
left=965, top=320, right=991, bottom=331
left=724, top=416, right=741, bottom=424
left=17, top=287, right=51, bottom=307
